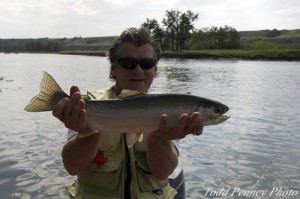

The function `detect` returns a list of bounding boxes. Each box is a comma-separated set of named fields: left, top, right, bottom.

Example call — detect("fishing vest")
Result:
left=67, top=87, right=177, bottom=199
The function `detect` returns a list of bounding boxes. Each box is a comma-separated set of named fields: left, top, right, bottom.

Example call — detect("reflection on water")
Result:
left=1, top=54, right=300, bottom=198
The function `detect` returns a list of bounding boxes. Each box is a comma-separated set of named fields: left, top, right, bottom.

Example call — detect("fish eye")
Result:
left=215, top=107, right=223, bottom=114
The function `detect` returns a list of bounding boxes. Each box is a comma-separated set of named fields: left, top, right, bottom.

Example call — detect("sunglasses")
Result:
left=117, top=58, right=157, bottom=70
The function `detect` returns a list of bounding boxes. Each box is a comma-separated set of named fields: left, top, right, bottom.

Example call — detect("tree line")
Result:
left=141, top=9, right=240, bottom=51
left=186, top=26, right=240, bottom=50
left=1, top=9, right=291, bottom=53
left=0, top=38, right=65, bottom=53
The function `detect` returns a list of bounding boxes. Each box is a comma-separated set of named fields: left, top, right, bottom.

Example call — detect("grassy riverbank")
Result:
left=59, top=49, right=300, bottom=60
left=59, top=50, right=107, bottom=56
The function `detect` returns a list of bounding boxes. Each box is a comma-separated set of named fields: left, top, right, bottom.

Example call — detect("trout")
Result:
left=24, top=71, right=230, bottom=147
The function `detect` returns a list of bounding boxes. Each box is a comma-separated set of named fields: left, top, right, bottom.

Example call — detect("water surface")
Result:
left=0, top=53, right=299, bottom=198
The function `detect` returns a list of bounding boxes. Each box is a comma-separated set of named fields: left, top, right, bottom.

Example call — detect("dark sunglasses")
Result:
left=117, top=58, right=157, bottom=70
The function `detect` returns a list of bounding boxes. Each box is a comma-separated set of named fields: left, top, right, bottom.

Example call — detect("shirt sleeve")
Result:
left=169, top=139, right=183, bottom=179
left=172, top=139, right=180, bottom=152
left=67, top=129, right=77, bottom=140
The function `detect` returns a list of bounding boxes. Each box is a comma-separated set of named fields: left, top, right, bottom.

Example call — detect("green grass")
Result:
left=59, top=51, right=107, bottom=56
left=161, top=49, right=300, bottom=60
left=58, top=49, right=300, bottom=60
left=65, top=36, right=115, bottom=46
left=239, top=30, right=269, bottom=40
left=239, top=29, right=300, bottom=40
left=277, top=29, right=300, bottom=38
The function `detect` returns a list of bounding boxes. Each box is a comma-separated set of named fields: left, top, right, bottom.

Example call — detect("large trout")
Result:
left=25, top=71, right=230, bottom=147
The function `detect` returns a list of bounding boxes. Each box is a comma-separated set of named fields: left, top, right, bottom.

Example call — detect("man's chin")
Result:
left=127, top=83, right=148, bottom=92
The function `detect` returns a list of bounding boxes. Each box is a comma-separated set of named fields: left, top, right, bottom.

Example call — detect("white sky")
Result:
left=1, top=0, right=299, bottom=38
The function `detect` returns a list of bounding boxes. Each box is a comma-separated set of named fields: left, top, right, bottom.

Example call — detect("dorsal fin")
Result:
left=81, top=94, right=91, bottom=101
left=118, top=90, right=145, bottom=99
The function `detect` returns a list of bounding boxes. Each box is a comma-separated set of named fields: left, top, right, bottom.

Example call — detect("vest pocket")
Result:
left=77, top=133, right=124, bottom=193
left=134, top=178, right=176, bottom=199
left=135, top=161, right=167, bottom=192
left=134, top=159, right=176, bottom=199
left=78, top=162, right=123, bottom=192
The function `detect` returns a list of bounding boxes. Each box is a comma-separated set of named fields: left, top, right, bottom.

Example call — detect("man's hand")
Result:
left=150, top=112, right=204, bottom=141
left=52, top=86, right=88, bottom=134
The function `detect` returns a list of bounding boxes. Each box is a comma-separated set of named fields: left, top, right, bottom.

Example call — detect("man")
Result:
left=53, top=27, right=203, bottom=199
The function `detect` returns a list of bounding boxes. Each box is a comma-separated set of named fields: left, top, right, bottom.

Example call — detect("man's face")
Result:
left=111, top=43, right=157, bottom=95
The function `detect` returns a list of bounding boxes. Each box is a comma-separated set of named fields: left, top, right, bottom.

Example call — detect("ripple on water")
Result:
left=15, top=172, right=38, bottom=186
left=1, top=56, right=300, bottom=198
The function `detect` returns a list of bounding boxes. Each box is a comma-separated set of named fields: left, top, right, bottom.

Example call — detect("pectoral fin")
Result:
left=125, top=133, right=144, bottom=148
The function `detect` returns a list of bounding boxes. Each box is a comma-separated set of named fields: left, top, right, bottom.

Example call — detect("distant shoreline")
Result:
left=3, top=49, right=299, bottom=61
left=58, top=49, right=300, bottom=61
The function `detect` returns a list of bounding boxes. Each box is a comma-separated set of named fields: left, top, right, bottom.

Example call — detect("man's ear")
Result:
left=111, top=63, right=117, bottom=77
left=154, top=66, right=159, bottom=77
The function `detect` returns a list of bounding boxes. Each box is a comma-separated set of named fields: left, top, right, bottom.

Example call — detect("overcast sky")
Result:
left=1, top=0, right=299, bottom=39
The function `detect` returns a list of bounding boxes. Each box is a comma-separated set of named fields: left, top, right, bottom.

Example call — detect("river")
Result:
left=0, top=53, right=299, bottom=199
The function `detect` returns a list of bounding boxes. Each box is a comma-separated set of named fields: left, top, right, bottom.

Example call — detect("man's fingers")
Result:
left=71, top=99, right=85, bottom=122
left=52, top=97, right=69, bottom=120
left=70, top=86, right=80, bottom=96
left=77, top=109, right=87, bottom=129
left=177, top=112, right=204, bottom=137
left=185, top=112, right=200, bottom=133
left=65, top=92, right=81, bottom=118
left=177, top=113, right=189, bottom=131
left=159, top=114, right=169, bottom=130
left=194, top=116, right=204, bottom=136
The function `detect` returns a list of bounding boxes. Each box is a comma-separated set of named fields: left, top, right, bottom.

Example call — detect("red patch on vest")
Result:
left=93, top=150, right=108, bottom=165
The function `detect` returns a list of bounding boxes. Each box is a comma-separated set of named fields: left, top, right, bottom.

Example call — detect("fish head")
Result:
left=214, top=103, right=229, bottom=115
left=196, top=98, right=230, bottom=126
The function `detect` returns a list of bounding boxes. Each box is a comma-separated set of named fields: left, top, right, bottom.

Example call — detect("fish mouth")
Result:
left=205, top=114, right=230, bottom=126
left=219, top=106, right=230, bottom=121
left=221, top=114, right=230, bottom=120
left=199, top=106, right=230, bottom=124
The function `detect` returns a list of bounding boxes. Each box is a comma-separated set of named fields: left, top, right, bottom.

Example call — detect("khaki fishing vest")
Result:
left=67, top=87, right=177, bottom=199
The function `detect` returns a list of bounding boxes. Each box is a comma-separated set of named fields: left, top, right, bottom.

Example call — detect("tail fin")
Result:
left=24, top=71, right=69, bottom=112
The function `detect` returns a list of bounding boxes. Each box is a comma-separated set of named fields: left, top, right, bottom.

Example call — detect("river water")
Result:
left=0, top=53, right=299, bottom=199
